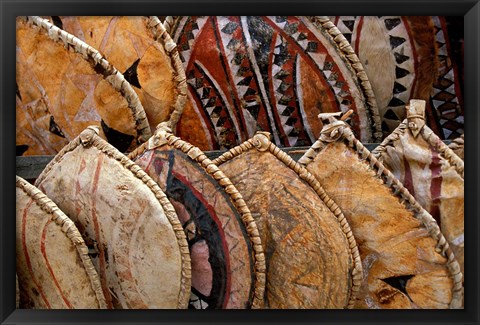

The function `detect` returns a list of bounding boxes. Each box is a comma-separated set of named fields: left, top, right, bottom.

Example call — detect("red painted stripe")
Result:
left=354, top=16, right=364, bottom=57
left=90, top=154, right=113, bottom=308
left=429, top=149, right=443, bottom=226
left=21, top=199, right=52, bottom=308
left=401, top=17, right=419, bottom=101
left=402, top=155, right=415, bottom=197
left=40, top=219, right=73, bottom=308
left=170, top=169, right=233, bottom=308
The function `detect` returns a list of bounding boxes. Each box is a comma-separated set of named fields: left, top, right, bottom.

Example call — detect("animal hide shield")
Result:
left=34, top=126, right=191, bottom=309
left=16, top=176, right=106, bottom=309
left=448, top=134, right=464, bottom=160
left=331, top=16, right=464, bottom=139
left=16, top=16, right=151, bottom=155
left=169, top=16, right=382, bottom=151
left=128, top=130, right=266, bottom=309
left=47, top=16, right=186, bottom=132
left=372, top=100, right=464, bottom=281
left=212, top=132, right=363, bottom=309
left=298, top=116, right=463, bottom=309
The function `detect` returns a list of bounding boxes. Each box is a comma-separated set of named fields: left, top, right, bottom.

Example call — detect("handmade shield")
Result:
left=212, top=132, right=363, bottom=309
left=16, top=175, right=106, bottom=309
left=298, top=115, right=463, bottom=309
left=372, top=100, right=464, bottom=279
left=47, top=16, right=186, bottom=132
left=16, top=16, right=151, bottom=155
left=448, top=134, right=464, bottom=160
left=331, top=16, right=464, bottom=139
left=128, top=130, right=266, bottom=309
left=168, top=16, right=382, bottom=150
left=35, top=126, right=191, bottom=309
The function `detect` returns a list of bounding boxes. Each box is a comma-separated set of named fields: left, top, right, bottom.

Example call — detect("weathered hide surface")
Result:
left=129, top=130, right=266, bottom=309
left=169, top=16, right=382, bottom=150
left=213, top=133, right=362, bottom=309
left=16, top=176, right=106, bottom=309
left=372, top=105, right=464, bottom=279
left=50, top=16, right=183, bottom=132
left=16, top=16, right=150, bottom=155
left=35, top=127, right=191, bottom=309
left=331, top=16, right=464, bottom=139
left=448, top=134, right=464, bottom=160
left=298, top=120, right=463, bottom=309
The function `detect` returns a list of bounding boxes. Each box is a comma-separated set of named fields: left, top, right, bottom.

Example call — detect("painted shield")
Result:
left=47, top=16, right=186, bottom=132
left=16, top=175, right=106, bottom=309
left=331, top=16, right=464, bottom=139
left=128, top=130, right=266, bottom=309
left=448, top=134, right=464, bottom=160
left=298, top=116, right=463, bottom=309
left=16, top=16, right=151, bottom=156
left=372, top=100, right=464, bottom=281
left=35, top=126, right=191, bottom=309
left=212, top=132, right=363, bottom=309
left=169, top=16, right=382, bottom=151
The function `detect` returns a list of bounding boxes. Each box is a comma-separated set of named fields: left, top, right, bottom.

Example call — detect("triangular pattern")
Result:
left=429, top=16, right=464, bottom=139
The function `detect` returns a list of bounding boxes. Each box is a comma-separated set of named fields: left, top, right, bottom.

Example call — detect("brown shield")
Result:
left=16, top=175, right=106, bottom=309
left=372, top=100, right=464, bottom=284
left=212, top=132, right=363, bottom=309
left=47, top=16, right=186, bottom=132
left=128, top=129, right=266, bottom=309
left=168, top=16, right=382, bottom=151
left=35, top=126, right=191, bottom=309
left=16, top=16, right=151, bottom=155
left=298, top=116, right=463, bottom=309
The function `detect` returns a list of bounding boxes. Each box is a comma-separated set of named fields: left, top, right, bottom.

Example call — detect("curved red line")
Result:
left=21, top=198, right=51, bottom=308
left=40, top=219, right=73, bottom=308
left=354, top=16, right=364, bottom=57
left=401, top=16, right=419, bottom=100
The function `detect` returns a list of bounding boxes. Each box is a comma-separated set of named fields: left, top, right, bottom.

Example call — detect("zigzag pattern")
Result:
left=430, top=16, right=463, bottom=139
left=186, top=63, right=238, bottom=148
left=176, top=16, right=209, bottom=64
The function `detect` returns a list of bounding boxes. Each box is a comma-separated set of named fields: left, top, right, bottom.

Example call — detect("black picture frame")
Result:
left=1, top=1, right=479, bottom=324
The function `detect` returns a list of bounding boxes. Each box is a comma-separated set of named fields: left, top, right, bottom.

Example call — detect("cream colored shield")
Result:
left=16, top=175, right=106, bottom=309
left=35, top=126, right=191, bottom=309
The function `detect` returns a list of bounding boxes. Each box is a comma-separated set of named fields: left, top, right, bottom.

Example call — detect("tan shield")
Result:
left=212, top=132, right=363, bottom=309
left=35, top=126, right=191, bottom=309
left=47, top=16, right=186, bottom=132
left=128, top=129, right=266, bottom=309
left=298, top=115, right=463, bottom=309
left=16, top=175, right=106, bottom=309
left=16, top=16, right=151, bottom=155
left=372, top=100, right=464, bottom=283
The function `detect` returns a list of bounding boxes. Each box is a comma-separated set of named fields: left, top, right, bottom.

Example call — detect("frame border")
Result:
left=2, top=1, right=479, bottom=324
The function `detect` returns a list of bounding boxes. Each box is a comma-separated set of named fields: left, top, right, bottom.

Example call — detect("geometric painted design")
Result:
left=332, top=16, right=464, bottom=140
left=429, top=16, right=464, bottom=139
left=172, top=16, right=379, bottom=150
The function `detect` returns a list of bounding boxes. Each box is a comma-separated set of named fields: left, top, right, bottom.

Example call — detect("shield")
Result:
left=448, top=134, right=464, bottom=160
left=35, top=126, right=191, bottom=309
left=46, top=16, right=186, bottom=132
left=16, top=175, right=106, bottom=309
left=298, top=114, right=463, bottom=309
left=331, top=16, right=464, bottom=139
left=372, top=100, right=464, bottom=283
left=168, top=16, right=382, bottom=150
left=128, top=129, right=266, bottom=309
left=212, top=132, right=363, bottom=309
left=16, top=16, right=151, bottom=155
